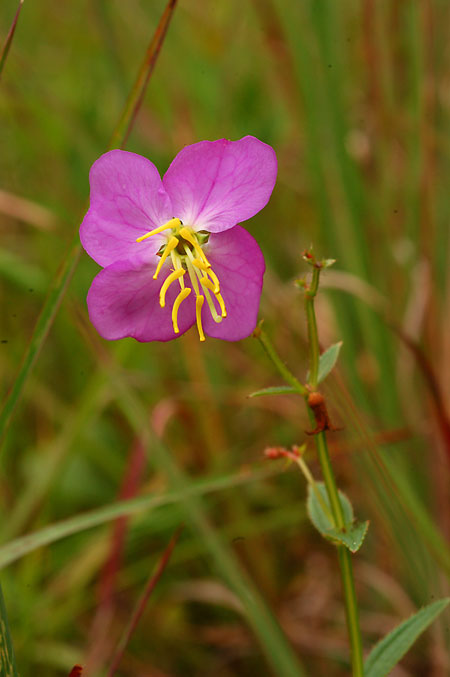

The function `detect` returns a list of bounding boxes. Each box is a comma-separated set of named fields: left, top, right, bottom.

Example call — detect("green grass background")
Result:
left=1, top=0, right=449, bottom=675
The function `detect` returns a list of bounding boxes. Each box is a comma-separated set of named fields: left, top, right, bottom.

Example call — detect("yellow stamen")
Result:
left=185, top=255, right=201, bottom=297
left=136, top=217, right=181, bottom=243
left=206, top=268, right=220, bottom=293
left=179, top=227, right=210, bottom=263
left=200, top=276, right=216, bottom=293
left=215, top=292, right=227, bottom=318
left=159, top=268, right=185, bottom=308
left=153, top=236, right=179, bottom=280
left=172, top=287, right=191, bottom=333
left=196, top=295, right=206, bottom=342
left=192, top=258, right=210, bottom=271
left=191, top=256, right=219, bottom=292
left=170, top=251, right=185, bottom=289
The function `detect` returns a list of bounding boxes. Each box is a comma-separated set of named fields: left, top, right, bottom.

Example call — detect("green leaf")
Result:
left=365, top=598, right=450, bottom=677
left=307, top=482, right=353, bottom=531
left=307, top=482, right=368, bottom=552
left=327, top=521, right=369, bottom=553
left=320, top=258, right=336, bottom=269
left=317, top=341, right=342, bottom=383
left=248, top=386, right=299, bottom=398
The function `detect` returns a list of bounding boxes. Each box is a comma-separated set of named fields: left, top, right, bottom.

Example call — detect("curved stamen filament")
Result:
left=206, top=268, right=220, bottom=293
left=172, top=287, right=191, bottom=333
left=196, top=295, right=205, bottom=342
left=183, top=245, right=222, bottom=324
left=215, top=292, right=227, bottom=318
left=153, top=236, right=179, bottom=280
left=159, top=268, right=185, bottom=308
left=136, top=217, right=181, bottom=243
left=170, top=251, right=185, bottom=289
left=192, top=257, right=219, bottom=292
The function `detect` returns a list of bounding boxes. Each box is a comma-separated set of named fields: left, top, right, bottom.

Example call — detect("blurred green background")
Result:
left=1, top=0, right=449, bottom=675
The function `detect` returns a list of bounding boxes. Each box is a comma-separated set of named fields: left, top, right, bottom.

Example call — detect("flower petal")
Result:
left=163, top=136, right=277, bottom=233
left=87, top=256, right=195, bottom=342
left=201, top=226, right=265, bottom=341
left=80, top=150, right=173, bottom=267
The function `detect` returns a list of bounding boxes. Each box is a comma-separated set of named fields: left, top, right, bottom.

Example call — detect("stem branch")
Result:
left=256, top=329, right=308, bottom=398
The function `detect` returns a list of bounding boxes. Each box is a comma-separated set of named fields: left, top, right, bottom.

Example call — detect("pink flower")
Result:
left=80, top=136, right=277, bottom=342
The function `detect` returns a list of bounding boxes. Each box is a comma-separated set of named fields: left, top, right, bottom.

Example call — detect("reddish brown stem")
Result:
left=105, top=527, right=183, bottom=677
left=392, top=325, right=450, bottom=463
left=0, top=0, right=24, bottom=79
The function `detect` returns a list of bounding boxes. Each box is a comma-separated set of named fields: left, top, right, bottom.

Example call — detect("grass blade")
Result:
left=106, top=527, right=182, bottom=677
left=0, top=468, right=276, bottom=569
left=104, top=365, right=306, bottom=676
left=0, top=583, right=18, bottom=677
left=0, top=0, right=24, bottom=79
left=109, top=0, right=178, bottom=149
left=0, top=0, right=179, bottom=445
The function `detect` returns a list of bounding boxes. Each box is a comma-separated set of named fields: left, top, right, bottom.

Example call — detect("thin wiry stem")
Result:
left=106, top=527, right=183, bottom=677
left=0, top=0, right=179, bottom=445
left=0, top=0, right=24, bottom=79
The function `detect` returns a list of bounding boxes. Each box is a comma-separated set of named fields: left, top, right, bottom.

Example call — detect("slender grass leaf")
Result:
left=106, top=528, right=182, bottom=677
left=0, top=0, right=24, bottom=79
left=105, top=363, right=306, bottom=676
left=248, top=386, right=299, bottom=398
left=0, top=467, right=277, bottom=570
left=0, top=0, right=178, bottom=445
left=0, top=583, right=18, bottom=677
left=364, top=598, right=450, bottom=677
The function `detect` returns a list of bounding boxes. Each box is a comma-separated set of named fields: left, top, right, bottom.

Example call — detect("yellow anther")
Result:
left=192, top=258, right=210, bottom=271
left=159, top=268, right=185, bottom=308
left=200, top=276, right=216, bottom=293
left=195, top=295, right=206, bottom=342
left=153, top=236, right=179, bottom=280
left=179, top=226, right=196, bottom=246
left=215, top=292, right=227, bottom=318
left=172, top=287, right=191, bottom=333
left=206, top=268, right=220, bottom=293
left=179, top=227, right=208, bottom=260
left=136, top=217, right=181, bottom=243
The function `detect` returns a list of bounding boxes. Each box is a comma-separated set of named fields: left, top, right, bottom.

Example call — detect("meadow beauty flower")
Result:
left=80, top=136, right=277, bottom=342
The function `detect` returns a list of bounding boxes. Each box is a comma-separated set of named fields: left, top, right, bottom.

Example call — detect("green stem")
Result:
left=305, top=264, right=364, bottom=677
left=315, top=431, right=345, bottom=528
left=256, top=329, right=308, bottom=398
left=338, top=546, right=364, bottom=676
left=305, top=266, right=320, bottom=390
left=315, top=431, right=364, bottom=676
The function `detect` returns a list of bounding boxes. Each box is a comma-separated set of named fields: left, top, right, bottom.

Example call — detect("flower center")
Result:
left=136, top=218, right=226, bottom=341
